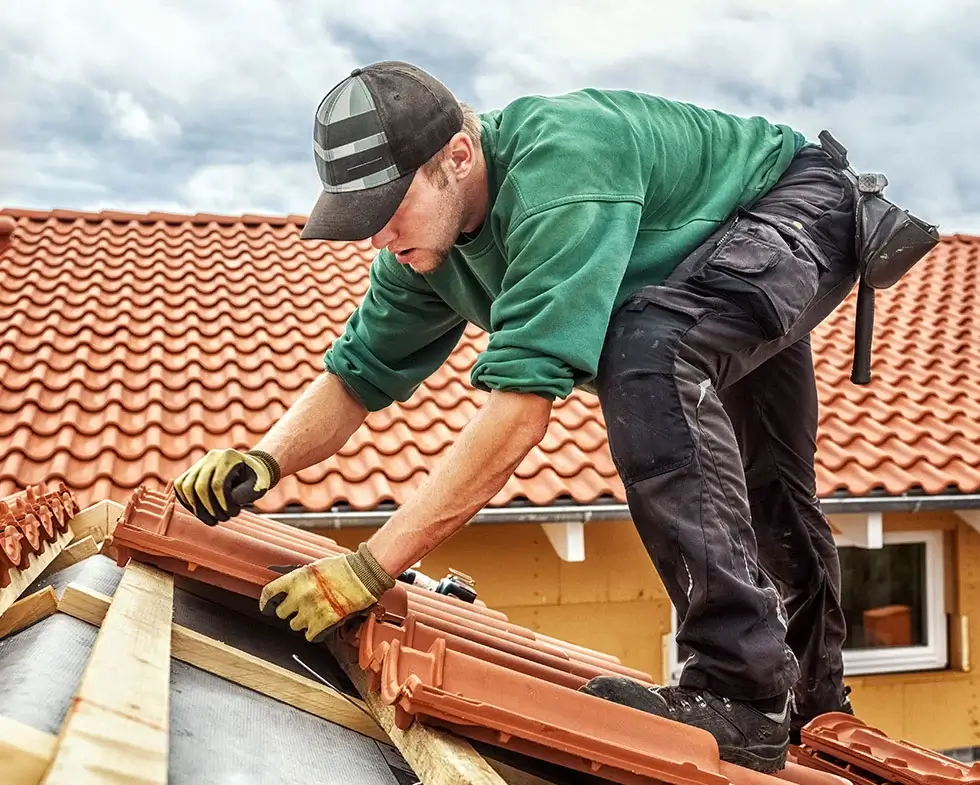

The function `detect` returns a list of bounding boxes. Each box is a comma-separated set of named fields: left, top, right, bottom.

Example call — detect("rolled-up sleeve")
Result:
left=470, top=198, right=642, bottom=399
left=323, top=250, right=465, bottom=411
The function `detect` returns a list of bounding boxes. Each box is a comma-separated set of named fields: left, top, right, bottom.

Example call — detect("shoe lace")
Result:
left=654, top=686, right=725, bottom=714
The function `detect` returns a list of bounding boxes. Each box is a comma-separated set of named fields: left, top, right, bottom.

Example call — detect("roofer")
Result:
left=174, top=60, right=860, bottom=773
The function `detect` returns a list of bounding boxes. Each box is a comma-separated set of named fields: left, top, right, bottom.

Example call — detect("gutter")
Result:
left=268, top=492, right=980, bottom=530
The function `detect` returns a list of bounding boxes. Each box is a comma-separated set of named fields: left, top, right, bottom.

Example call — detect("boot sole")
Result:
left=719, top=742, right=789, bottom=774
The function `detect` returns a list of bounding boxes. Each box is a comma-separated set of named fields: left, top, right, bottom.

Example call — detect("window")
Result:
left=664, top=530, right=947, bottom=683
left=838, top=530, right=947, bottom=675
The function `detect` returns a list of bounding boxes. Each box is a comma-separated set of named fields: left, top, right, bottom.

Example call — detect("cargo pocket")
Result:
left=695, top=213, right=820, bottom=341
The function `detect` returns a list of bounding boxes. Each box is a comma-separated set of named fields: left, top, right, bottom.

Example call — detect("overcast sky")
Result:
left=2, top=1, right=978, bottom=233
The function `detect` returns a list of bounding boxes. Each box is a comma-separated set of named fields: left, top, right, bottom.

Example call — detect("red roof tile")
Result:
left=1, top=207, right=978, bottom=512
left=106, top=488, right=769, bottom=783
left=0, top=481, right=79, bottom=588
left=107, top=486, right=953, bottom=785
left=795, top=713, right=980, bottom=785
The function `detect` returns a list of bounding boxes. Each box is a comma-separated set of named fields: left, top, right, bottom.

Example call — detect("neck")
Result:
left=460, top=145, right=489, bottom=234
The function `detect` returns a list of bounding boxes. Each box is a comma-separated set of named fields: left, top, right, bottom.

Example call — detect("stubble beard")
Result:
left=408, top=193, right=466, bottom=274
left=407, top=243, right=453, bottom=274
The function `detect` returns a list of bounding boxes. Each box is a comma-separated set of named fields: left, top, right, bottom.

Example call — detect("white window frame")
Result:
left=664, top=529, right=947, bottom=683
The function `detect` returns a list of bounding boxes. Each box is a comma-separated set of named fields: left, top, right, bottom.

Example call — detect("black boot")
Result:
left=789, top=685, right=854, bottom=745
left=579, top=676, right=790, bottom=774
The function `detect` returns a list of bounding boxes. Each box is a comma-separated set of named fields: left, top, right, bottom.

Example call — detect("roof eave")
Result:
left=267, top=491, right=980, bottom=529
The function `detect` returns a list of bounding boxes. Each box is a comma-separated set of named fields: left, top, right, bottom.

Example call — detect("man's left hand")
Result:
left=259, top=543, right=396, bottom=642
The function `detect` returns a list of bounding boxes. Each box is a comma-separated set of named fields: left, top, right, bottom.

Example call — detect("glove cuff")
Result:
left=245, top=449, right=281, bottom=489
left=347, top=542, right=396, bottom=600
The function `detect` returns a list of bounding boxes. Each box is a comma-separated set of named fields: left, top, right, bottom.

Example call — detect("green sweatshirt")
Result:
left=323, top=88, right=807, bottom=411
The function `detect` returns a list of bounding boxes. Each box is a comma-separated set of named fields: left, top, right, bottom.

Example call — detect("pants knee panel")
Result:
left=597, top=300, right=696, bottom=486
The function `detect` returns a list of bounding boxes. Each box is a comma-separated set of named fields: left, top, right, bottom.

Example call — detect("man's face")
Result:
left=370, top=159, right=468, bottom=275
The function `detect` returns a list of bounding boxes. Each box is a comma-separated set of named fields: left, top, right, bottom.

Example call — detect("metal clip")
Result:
left=858, top=172, right=888, bottom=194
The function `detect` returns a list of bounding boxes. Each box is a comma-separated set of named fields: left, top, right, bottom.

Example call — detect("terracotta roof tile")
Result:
left=1, top=206, right=978, bottom=511
left=106, top=487, right=949, bottom=785
left=0, top=481, right=79, bottom=588
left=794, top=713, right=980, bottom=785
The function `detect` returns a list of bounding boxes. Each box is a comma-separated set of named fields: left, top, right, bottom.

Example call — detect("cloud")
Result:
left=2, top=0, right=978, bottom=232
left=180, top=161, right=317, bottom=216
left=97, top=90, right=181, bottom=144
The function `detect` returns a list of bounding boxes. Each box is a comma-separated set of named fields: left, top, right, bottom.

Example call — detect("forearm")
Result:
left=366, top=390, right=552, bottom=576
left=253, top=371, right=368, bottom=478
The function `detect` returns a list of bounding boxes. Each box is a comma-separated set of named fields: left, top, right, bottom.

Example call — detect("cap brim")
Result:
left=300, top=170, right=415, bottom=241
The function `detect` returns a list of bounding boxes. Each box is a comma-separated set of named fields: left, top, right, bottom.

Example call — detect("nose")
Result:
left=371, top=222, right=396, bottom=251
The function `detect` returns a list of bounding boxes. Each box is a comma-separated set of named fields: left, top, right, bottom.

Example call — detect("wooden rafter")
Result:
left=326, top=635, right=511, bottom=785
left=41, top=562, right=174, bottom=785
left=58, top=582, right=550, bottom=785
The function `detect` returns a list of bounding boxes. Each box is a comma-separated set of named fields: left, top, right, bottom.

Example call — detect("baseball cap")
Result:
left=300, top=61, right=463, bottom=242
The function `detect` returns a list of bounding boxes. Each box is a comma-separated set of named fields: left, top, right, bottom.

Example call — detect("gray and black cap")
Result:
left=300, top=61, right=463, bottom=242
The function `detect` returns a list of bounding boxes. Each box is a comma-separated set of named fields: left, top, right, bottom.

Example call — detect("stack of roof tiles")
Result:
left=1, top=208, right=979, bottom=515
left=107, top=486, right=962, bottom=785
left=0, top=481, right=79, bottom=588
left=794, top=714, right=980, bottom=785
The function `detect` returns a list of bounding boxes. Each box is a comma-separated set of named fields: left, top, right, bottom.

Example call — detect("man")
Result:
left=174, top=61, right=857, bottom=773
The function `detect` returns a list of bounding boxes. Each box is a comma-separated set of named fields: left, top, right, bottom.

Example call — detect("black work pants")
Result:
left=595, top=145, right=856, bottom=717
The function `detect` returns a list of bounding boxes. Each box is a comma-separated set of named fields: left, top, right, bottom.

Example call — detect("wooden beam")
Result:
left=0, top=527, right=73, bottom=617
left=42, top=563, right=174, bottom=785
left=38, top=536, right=99, bottom=579
left=0, top=715, right=57, bottom=785
left=327, top=635, right=509, bottom=785
left=58, top=583, right=387, bottom=742
left=59, top=584, right=550, bottom=785
left=950, top=614, right=971, bottom=672
left=0, top=586, right=59, bottom=639
left=66, top=500, right=125, bottom=545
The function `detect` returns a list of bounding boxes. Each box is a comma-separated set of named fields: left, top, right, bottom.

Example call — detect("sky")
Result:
left=2, top=0, right=978, bottom=233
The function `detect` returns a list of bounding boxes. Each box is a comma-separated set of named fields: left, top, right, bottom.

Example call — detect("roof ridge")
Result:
left=0, top=206, right=311, bottom=229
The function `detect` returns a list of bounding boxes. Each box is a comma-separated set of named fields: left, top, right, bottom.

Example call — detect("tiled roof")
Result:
left=1, top=207, right=978, bottom=513
left=107, top=485, right=966, bottom=785
left=1, top=481, right=78, bottom=595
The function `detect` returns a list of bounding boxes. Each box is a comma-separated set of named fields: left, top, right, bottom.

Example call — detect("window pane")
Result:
left=838, top=543, right=927, bottom=649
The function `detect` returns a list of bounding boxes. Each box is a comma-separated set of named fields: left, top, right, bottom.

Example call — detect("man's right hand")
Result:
left=174, top=448, right=280, bottom=526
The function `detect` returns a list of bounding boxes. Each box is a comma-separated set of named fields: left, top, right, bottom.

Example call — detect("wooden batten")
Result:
left=58, top=583, right=387, bottom=743
left=66, top=500, right=126, bottom=545
left=0, top=586, right=59, bottom=639
left=42, top=562, right=174, bottom=785
left=327, top=635, right=511, bottom=785
left=0, top=527, right=73, bottom=617
left=0, top=715, right=58, bottom=785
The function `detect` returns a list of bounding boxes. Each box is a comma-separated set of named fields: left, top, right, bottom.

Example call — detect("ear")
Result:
left=446, top=132, right=476, bottom=180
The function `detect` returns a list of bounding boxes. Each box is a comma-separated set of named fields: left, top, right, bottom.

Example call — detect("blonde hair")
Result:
left=420, top=102, right=482, bottom=187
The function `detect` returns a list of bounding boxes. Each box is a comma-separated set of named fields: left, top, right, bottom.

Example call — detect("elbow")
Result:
left=494, top=390, right=552, bottom=449
left=525, top=396, right=553, bottom=446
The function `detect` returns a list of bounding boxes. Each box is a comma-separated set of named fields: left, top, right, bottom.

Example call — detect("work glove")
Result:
left=174, top=448, right=280, bottom=526
left=259, top=543, right=396, bottom=643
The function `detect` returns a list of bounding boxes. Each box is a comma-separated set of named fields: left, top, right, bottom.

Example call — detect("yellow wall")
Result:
left=325, top=509, right=980, bottom=753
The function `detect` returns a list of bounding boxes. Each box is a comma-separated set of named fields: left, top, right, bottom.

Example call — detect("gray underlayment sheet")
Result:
left=0, top=555, right=413, bottom=785
left=0, top=554, right=598, bottom=785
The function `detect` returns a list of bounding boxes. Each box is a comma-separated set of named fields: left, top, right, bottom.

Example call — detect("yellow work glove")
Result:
left=259, top=543, right=396, bottom=643
left=174, top=448, right=280, bottom=526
